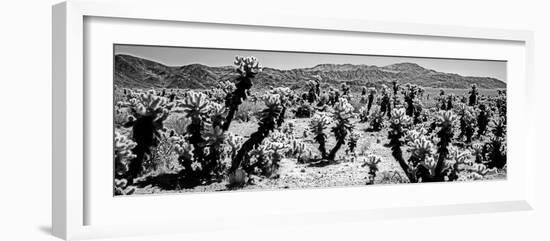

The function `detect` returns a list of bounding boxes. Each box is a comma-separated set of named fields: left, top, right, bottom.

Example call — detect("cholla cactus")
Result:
left=367, top=87, right=376, bottom=113
left=433, top=110, right=457, bottom=179
left=208, top=102, right=227, bottom=128
left=327, top=99, right=355, bottom=161
left=380, top=86, right=392, bottom=117
left=485, top=117, right=507, bottom=169
left=124, top=90, right=172, bottom=181
left=114, top=179, right=136, bottom=195
left=368, top=106, right=385, bottom=131
left=309, top=112, right=332, bottom=159
left=387, top=108, right=415, bottom=182
left=468, top=84, right=479, bottom=106
left=362, top=154, right=382, bottom=185
left=244, top=140, right=278, bottom=177
left=235, top=56, right=262, bottom=77
left=476, top=103, right=490, bottom=137
left=229, top=93, right=283, bottom=174
left=358, top=106, right=369, bottom=122
left=175, top=91, right=211, bottom=164
left=491, top=116, right=506, bottom=138
left=341, top=83, right=350, bottom=97
left=225, top=134, right=244, bottom=160
left=222, top=56, right=262, bottom=131
left=114, top=131, right=137, bottom=178
left=270, top=87, right=293, bottom=127
left=456, top=104, right=477, bottom=143
left=347, top=131, right=361, bottom=155
left=392, top=111, right=470, bottom=183
left=401, top=83, right=420, bottom=117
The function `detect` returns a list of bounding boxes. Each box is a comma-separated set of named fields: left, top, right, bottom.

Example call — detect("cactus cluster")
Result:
left=123, top=90, right=172, bottom=182
left=229, top=93, right=283, bottom=174
left=456, top=103, right=477, bottom=143
left=388, top=108, right=477, bottom=183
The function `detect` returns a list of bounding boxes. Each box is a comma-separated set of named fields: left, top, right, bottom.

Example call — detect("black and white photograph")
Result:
left=113, top=44, right=507, bottom=196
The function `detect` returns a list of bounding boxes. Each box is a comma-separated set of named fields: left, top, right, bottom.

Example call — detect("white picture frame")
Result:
left=52, top=0, right=536, bottom=240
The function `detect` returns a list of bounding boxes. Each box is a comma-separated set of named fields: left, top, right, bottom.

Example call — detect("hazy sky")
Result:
left=115, top=44, right=507, bottom=81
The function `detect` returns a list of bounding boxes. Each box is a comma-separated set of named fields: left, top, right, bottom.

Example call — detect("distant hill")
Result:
left=114, top=54, right=506, bottom=90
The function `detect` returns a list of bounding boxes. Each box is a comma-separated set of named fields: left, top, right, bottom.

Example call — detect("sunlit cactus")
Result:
left=358, top=106, right=370, bottom=122
left=326, top=99, right=355, bottom=161
left=114, top=131, right=137, bottom=178
left=495, top=94, right=507, bottom=119
left=444, top=146, right=473, bottom=181
left=341, top=83, right=350, bottom=97
left=368, top=106, right=385, bottom=131
left=202, top=125, right=228, bottom=177
left=124, top=89, right=172, bottom=181
left=270, top=87, right=293, bottom=127
left=432, top=110, right=458, bottom=180
left=175, top=91, right=211, bottom=167
left=225, top=134, right=244, bottom=161
left=485, top=117, right=507, bottom=169
left=208, top=102, right=227, bottom=128
left=401, top=83, right=420, bottom=117
left=347, top=131, right=361, bottom=155
left=362, top=154, right=382, bottom=185
left=229, top=93, right=283, bottom=174
left=491, top=116, right=506, bottom=138
left=392, top=80, right=400, bottom=108
left=309, top=112, right=333, bottom=159
left=387, top=108, right=414, bottom=182
left=114, top=179, right=136, bottom=196
left=222, top=56, right=263, bottom=131
left=456, top=103, right=477, bottom=143
left=235, top=56, right=262, bottom=77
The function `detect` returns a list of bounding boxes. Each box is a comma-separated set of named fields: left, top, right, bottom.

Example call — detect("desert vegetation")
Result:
left=113, top=56, right=507, bottom=195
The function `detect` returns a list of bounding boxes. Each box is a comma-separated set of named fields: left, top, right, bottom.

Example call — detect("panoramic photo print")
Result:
left=113, top=45, right=507, bottom=196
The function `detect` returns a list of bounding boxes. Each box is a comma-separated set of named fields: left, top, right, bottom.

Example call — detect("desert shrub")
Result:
left=164, top=114, right=191, bottom=136
left=144, top=128, right=181, bottom=175
left=228, top=169, right=247, bottom=188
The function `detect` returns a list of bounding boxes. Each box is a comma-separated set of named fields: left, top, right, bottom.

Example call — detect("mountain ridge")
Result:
left=114, top=54, right=506, bottom=90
